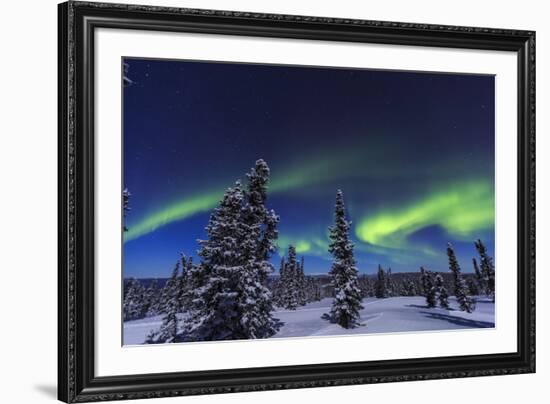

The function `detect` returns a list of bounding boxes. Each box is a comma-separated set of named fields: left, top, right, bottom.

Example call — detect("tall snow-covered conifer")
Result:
left=420, top=266, right=430, bottom=297
left=122, top=188, right=131, bottom=232
left=327, top=190, right=363, bottom=328
left=434, top=273, right=450, bottom=309
left=183, top=183, right=247, bottom=340
left=239, top=160, right=281, bottom=337
left=375, top=265, right=388, bottom=298
left=447, top=243, right=476, bottom=313
left=474, top=239, right=495, bottom=302
left=278, top=245, right=302, bottom=310
left=276, top=245, right=308, bottom=308
left=421, top=268, right=436, bottom=308
left=183, top=160, right=280, bottom=341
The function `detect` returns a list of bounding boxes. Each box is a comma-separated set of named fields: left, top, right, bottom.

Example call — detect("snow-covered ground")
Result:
left=123, top=296, right=495, bottom=345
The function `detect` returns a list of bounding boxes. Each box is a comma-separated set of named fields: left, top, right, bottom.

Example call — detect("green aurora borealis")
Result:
left=356, top=180, right=494, bottom=249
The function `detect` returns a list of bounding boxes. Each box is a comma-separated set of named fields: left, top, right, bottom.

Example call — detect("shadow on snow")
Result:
left=419, top=311, right=494, bottom=328
left=406, top=304, right=456, bottom=311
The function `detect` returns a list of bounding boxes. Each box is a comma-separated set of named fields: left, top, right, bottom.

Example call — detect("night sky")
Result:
left=122, top=57, right=495, bottom=278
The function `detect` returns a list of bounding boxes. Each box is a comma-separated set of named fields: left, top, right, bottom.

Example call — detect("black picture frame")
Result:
left=58, top=1, right=535, bottom=402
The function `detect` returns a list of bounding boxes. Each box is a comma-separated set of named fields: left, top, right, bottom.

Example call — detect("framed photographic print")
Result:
left=58, top=1, right=535, bottom=402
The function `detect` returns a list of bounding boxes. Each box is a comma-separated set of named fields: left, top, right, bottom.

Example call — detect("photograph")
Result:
left=121, top=58, right=496, bottom=345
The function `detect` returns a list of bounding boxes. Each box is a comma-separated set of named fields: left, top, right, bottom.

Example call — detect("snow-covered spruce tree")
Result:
left=422, top=269, right=437, bottom=308
left=434, top=273, right=450, bottom=309
left=279, top=245, right=301, bottom=310
left=419, top=266, right=430, bottom=296
left=123, top=277, right=145, bottom=321
left=239, top=160, right=281, bottom=338
left=184, top=160, right=281, bottom=341
left=275, top=253, right=313, bottom=305
left=447, top=243, right=476, bottom=313
left=375, top=265, right=388, bottom=298
left=146, top=261, right=182, bottom=343
left=327, top=190, right=363, bottom=329
left=182, top=183, right=245, bottom=341
left=278, top=245, right=308, bottom=308
left=122, top=188, right=131, bottom=232
left=475, top=239, right=495, bottom=302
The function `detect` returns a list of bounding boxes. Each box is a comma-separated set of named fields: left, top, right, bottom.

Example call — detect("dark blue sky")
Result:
left=123, top=57, right=495, bottom=278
